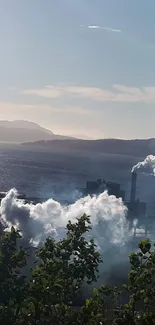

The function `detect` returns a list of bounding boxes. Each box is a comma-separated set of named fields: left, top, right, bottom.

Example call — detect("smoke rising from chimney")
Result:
left=132, top=155, right=155, bottom=176
left=0, top=188, right=131, bottom=249
left=1, top=157, right=155, bottom=290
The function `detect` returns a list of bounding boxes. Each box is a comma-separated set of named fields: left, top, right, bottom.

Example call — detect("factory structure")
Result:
left=126, top=172, right=147, bottom=234
left=82, top=172, right=150, bottom=237
left=83, top=179, right=125, bottom=200
left=0, top=171, right=154, bottom=238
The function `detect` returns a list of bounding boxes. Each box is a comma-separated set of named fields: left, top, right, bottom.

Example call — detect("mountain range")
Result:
left=0, top=120, right=155, bottom=158
left=22, top=137, right=155, bottom=158
left=0, top=120, right=75, bottom=143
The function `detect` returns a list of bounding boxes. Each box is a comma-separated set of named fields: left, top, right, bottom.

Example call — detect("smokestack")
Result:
left=130, top=172, right=137, bottom=203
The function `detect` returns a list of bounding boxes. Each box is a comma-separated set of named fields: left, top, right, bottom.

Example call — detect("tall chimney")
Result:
left=130, top=172, right=137, bottom=203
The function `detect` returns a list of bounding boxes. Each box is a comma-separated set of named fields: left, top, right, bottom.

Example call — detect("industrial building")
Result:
left=125, top=172, right=147, bottom=234
left=83, top=178, right=125, bottom=200
left=0, top=171, right=153, bottom=238
left=82, top=172, right=149, bottom=237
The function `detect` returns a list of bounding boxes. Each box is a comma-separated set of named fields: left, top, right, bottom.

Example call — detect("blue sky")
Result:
left=1, top=0, right=155, bottom=139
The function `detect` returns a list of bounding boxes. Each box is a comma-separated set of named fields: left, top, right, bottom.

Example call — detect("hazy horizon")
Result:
left=1, top=119, right=155, bottom=141
left=1, top=1, right=155, bottom=139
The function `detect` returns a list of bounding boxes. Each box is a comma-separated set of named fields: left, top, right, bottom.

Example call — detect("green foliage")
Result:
left=0, top=227, right=27, bottom=325
left=80, top=238, right=155, bottom=325
left=0, top=215, right=101, bottom=324
left=25, top=214, right=101, bottom=324
left=1, top=217, right=155, bottom=324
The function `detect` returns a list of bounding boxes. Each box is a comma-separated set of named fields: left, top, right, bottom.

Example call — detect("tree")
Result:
left=78, top=238, right=155, bottom=325
left=25, top=214, right=101, bottom=324
left=0, top=215, right=101, bottom=325
left=2, top=215, right=155, bottom=324
left=0, top=226, right=27, bottom=325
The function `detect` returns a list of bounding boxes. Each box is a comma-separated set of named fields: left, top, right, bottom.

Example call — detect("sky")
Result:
left=1, top=0, right=155, bottom=139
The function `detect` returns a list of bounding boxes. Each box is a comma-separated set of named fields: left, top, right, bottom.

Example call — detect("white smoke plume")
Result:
left=0, top=188, right=130, bottom=251
left=132, top=155, right=155, bottom=175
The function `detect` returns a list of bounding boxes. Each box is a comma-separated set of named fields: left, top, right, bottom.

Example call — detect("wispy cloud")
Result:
left=88, top=25, right=101, bottom=29
left=86, top=25, right=121, bottom=33
left=22, top=87, right=61, bottom=98
left=0, top=101, right=91, bottom=118
left=102, top=27, right=121, bottom=33
left=21, top=84, right=155, bottom=103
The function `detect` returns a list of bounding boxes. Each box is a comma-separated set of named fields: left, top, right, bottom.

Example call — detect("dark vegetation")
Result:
left=1, top=214, right=155, bottom=324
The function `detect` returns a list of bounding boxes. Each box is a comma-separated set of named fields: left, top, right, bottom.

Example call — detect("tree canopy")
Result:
left=1, top=215, right=155, bottom=324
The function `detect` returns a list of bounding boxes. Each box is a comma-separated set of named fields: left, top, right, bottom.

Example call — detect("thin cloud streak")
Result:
left=21, top=84, right=155, bottom=103
left=87, top=25, right=121, bottom=33
left=22, top=88, right=61, bottom=98
left=103, top=27, right=121, bottom=33
left=0, top=102, right=92, bottom=117
left=88, top=25, right=101, bottom=29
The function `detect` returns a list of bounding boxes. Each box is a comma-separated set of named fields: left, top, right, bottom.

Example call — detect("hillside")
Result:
left=22, top=138, right=155, bottom=157
left=0, top=120, right=75, bottom=143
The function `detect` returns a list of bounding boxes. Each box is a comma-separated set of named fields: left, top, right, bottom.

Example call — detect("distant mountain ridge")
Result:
left=0, top=120, right=75, bottom=143
left=2, top=120, right=155, bottom=158
left=22, top=138, right=155, bottom=158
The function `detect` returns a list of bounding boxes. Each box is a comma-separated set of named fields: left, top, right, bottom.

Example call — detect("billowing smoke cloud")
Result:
left=0, top=188, right=130, bottom=251
left=132, top=155, right=155, bottom=175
